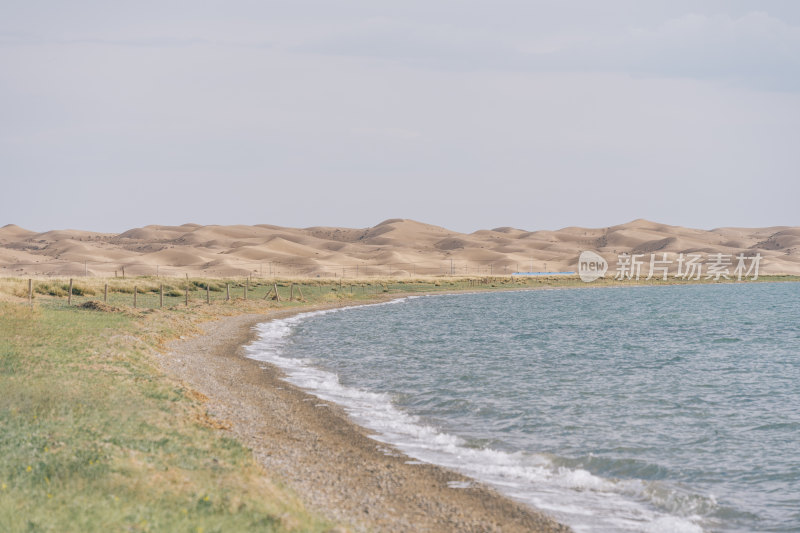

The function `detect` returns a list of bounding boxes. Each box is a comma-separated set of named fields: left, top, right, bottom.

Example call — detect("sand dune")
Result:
left=1, top=219, right=798, bottom=277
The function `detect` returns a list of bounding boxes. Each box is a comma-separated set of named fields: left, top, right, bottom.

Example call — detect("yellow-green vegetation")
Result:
left=1, top=272, right=798, bottom=532
left=0, top=301, right=333, bottom=533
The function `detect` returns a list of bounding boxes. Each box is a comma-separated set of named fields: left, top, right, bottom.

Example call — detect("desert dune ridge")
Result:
left=1, top=219, right=798, bottom=277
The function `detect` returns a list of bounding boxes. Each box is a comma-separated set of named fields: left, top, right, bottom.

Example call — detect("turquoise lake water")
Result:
left=247, top=283, right=800, bottom=532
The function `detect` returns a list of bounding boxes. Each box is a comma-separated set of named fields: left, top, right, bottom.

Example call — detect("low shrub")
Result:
left=34, top=282, right=67, bottom=297
left=70, top=283, right=96, bottom=296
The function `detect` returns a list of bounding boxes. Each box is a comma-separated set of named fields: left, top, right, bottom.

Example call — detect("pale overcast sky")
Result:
left=1, top=1, right=798, bottom=233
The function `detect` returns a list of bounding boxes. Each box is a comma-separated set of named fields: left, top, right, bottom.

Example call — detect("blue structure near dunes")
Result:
left=511, top=271, right=576, bottom=276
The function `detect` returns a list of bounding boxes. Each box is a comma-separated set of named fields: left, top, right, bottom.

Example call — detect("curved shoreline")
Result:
left=161, top=299, right=571, bottom=532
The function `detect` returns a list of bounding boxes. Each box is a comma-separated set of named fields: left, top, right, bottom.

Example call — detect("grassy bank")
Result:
left=0, top=301, right=336, bottom=532
left=1, top=273, right=798, bottom=532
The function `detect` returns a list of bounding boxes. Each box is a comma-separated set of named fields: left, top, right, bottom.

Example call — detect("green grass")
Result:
left=0, top=303, right=331, bottom=533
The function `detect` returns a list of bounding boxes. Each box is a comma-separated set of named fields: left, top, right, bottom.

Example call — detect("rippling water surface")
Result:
left=247, top=283, right=800, bottom=532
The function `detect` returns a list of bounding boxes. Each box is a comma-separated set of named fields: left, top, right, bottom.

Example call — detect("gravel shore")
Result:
left=161, top=302, right=571, bottom=532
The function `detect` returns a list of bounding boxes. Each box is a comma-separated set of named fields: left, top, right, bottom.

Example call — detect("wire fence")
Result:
left=10, top=276, right=540, bottom=311
left=0, top=258, right=554, bottom=278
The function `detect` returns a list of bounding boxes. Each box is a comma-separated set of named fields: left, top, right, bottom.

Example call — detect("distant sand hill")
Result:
left=1, top=219, right=798, bottom=277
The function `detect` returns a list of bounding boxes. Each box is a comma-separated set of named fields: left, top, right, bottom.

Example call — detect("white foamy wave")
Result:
left=246, top=300, right=707, bottom=533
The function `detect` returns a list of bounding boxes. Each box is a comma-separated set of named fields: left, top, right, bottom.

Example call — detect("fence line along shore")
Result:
left=5, top=275, right=534, bottom=311
left=0, top=257, right=566, bottom=278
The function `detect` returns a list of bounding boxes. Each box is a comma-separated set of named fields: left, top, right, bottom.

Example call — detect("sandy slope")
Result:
left=1, top=219, right=798, bottom=276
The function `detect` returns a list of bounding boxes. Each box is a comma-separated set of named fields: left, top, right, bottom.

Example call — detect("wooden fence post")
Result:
left=226, top=283, right=230, bottom=301
left=273, top=283, right=280, bottom=302
left=104, top=283, right=108, bottom=303
left=244, top=280, right=248, bottom=300
left=68, top=278, right=73, bottom=305
left=206, top=283, right=210, bottom=304
left=133, top=286, right=137, bottom=308
left=290, top=284, right=294, bottom=301
left=28, top=279, right=33, bottom=308
left=185, top=285, right=189, bottom=306
left=160, top=284, right=163, bottom=307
